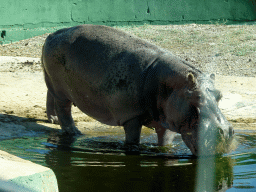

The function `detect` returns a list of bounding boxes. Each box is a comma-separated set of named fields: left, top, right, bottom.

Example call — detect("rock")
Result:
left=0, top=150, right=59, bottom=192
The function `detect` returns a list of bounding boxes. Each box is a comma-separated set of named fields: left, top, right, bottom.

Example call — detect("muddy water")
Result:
left=0, top=126, right=255, bottom=192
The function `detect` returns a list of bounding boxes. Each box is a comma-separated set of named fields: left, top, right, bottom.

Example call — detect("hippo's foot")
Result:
left=48, top=115, right=59, bottom=124
left=123, top=144, right=140, bottom=155
left=155, top=128, right=176, bottom=146
left=61, top=126, right=82, bottom=136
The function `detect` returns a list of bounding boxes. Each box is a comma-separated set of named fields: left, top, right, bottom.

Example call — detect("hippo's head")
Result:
left=159, top=73, right=236, bottom=156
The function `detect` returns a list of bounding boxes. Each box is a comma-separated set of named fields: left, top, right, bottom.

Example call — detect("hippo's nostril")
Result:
left=218, top=128, right=224, bottom=135
left=229, top=127, right=234, bottom=137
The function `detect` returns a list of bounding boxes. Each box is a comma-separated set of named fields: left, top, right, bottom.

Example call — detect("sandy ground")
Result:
left=0, top=55, right=255, bottom=140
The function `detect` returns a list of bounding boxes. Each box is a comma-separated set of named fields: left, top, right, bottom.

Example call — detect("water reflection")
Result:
left=228, top=132, right=256, bottom=190
left=43, top=133, right=235, bottom=192
left=0, top=130, right=255, bottom=191
left=215, top=156, right=234, bottom=191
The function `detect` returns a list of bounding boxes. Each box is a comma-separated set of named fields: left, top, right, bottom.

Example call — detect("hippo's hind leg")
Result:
left=155, top=127, right=176, bottom=146
left=44, top=70, right=81, bottom=135
left=45, top=70, right=59, bottom=124
left=54, top=98, right=81, bottom=135
left=46, top=90, right=59, bottom=124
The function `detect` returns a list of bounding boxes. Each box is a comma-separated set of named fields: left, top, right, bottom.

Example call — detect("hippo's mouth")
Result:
left=180, top=122, right=237, bottom=156
left=187, top=143, right=198, bottom=156
left=215, top=133, right=237, bottom=154
left=181, top=132, right=198, bottom=156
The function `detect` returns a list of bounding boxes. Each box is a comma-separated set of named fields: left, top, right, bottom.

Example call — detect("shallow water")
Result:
left=0, top=127, right=255, bottom=192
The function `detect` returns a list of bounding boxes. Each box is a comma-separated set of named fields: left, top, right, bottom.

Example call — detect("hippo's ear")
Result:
left=210, top=73, right=215, bottom=81
left=187, top=73, right=196, bottom=90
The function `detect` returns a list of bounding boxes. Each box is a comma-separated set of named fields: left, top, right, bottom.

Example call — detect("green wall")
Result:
left=0, top=0, right=255, bottom=44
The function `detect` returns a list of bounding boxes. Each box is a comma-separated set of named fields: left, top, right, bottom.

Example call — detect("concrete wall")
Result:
left=0, top=0, right=256, bottom=43
left=0, top=150, right=58, bottom=192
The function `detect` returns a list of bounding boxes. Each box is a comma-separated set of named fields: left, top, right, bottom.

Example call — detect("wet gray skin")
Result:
left=41, top=24, right=234, bottom=156
left=162, top=73, right=235, bottom=155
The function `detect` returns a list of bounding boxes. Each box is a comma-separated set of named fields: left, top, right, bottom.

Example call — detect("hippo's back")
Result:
left=42, top=25, right=163, bottom=126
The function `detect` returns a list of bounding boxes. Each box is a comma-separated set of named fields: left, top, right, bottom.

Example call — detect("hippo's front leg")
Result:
left=123, top=117, right=142, bottom=145
left=54, top=99, right=82, bottom=135
left=155, top=127, right=176, bottom=146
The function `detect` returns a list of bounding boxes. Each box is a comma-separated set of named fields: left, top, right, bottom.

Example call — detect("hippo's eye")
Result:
left=196, top=107, right=200, bottom=114
left=190, top=105, right=199, bottom=121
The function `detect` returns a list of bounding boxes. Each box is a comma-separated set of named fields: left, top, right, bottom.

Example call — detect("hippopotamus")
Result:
left=41, top=24, right=234, bottom=155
